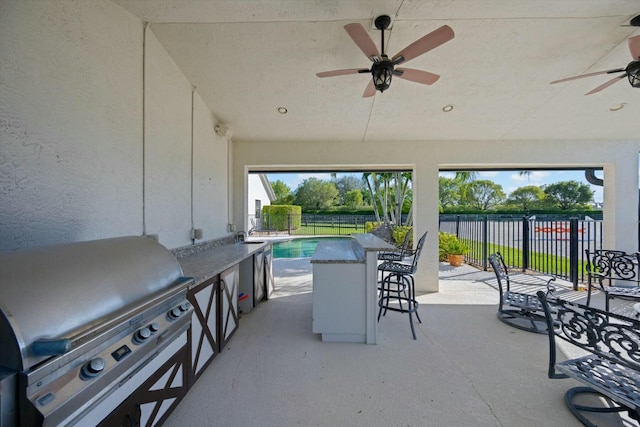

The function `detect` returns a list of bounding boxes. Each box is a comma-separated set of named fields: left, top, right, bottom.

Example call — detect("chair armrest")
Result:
left=545, top=276, right=556, bottom=295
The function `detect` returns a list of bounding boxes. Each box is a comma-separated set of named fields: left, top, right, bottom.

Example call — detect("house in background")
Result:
left=247, top=174, right=276, bottom=232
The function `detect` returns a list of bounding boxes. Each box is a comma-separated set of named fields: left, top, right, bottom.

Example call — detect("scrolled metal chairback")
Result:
left=589, top=249, right=640, bottom=281
left=544, top=296, right=640, bottom=370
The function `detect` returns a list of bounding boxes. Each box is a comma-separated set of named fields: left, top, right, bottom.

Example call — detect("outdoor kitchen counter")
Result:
left=310, top=234, right=397, bottom=344
left=177, top=241, right=269, bottom=284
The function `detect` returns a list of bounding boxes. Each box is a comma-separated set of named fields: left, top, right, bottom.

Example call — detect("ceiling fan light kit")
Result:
left=627, top=61, right=640, bottom=88
left=316, top=14, right=454, bottom=97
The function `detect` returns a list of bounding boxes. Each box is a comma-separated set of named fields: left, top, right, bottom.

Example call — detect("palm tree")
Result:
left=362, top=172, right=413, bottom=227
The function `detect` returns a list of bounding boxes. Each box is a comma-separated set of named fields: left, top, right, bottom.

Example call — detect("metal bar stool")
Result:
left=377, top=231, right=427, bottom=340
left=378, top=228, right=412, bottom=262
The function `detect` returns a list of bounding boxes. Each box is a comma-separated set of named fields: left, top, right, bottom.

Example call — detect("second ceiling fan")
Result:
left=316, top=15, right=455, bottom=98
left=550, top=35, right=640, bottom=95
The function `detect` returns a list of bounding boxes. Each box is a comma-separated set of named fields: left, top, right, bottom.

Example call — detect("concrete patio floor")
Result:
left=164, top=260, right=638, bottom=427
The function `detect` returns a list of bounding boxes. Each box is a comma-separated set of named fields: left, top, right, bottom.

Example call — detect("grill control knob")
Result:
left=179, top=303, right=189, bottom=312
left=133, top=327, right=151, bottom=344
left=168, top=307, right=182, bottom=320
left=149, top=322, right=160, bottom=333
left=81, top=357, right=105, bottom=380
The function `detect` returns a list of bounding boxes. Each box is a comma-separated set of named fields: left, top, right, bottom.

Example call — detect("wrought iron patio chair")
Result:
left=585, top=248, right=640, bottom=311
left=488, top=252, right=556, bottom=333
left=377, top=231, right=428, bottom=340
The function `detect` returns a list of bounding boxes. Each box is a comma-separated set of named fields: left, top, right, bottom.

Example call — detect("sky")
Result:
left=265, top=169, right=606, bottom=203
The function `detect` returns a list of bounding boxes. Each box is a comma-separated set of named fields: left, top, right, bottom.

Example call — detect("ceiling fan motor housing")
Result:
left=374, top=15, right=391, bottom=31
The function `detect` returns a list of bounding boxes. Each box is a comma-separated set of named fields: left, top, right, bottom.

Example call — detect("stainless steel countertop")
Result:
left=178, top=242, right=269, bottom=283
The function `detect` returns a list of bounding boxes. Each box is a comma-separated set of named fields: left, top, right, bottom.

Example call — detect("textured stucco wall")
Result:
left=0, top=1, right=230, bottom=251
left=143, top=29, right=192, bottom=248
left=192, top=91, right=229, bottom=240
left=0, top=0, right=143, bottom=250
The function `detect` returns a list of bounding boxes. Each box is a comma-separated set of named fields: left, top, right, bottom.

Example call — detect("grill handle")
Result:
left=32, top=338, right=72, bottom=356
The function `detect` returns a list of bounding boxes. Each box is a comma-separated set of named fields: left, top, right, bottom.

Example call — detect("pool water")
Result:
left=272, top=237, right=350, bottom=259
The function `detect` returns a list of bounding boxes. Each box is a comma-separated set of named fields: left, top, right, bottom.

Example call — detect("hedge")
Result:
left=263, top=205, right=302, bottom=231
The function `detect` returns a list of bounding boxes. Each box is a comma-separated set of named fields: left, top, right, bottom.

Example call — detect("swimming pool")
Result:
left=272, top=237, right=350, bottom=259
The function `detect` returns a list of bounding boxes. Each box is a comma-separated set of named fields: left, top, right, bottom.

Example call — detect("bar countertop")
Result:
left=352, top=234, right=398, bottom=252
left=310, top=234, right=397, bottom=264
left=310, top=239, right=362, bottom=264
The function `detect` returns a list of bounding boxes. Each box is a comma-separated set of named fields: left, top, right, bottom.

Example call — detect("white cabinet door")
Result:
left=220, top=264, right=239, bottom=346
left=187, top=276, right=219, bottom=382
left=253, top=250, right=265, bottom=303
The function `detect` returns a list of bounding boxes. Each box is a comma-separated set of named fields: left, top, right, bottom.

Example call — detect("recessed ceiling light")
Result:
left=610, top=103, right=627, bottom=111
left=277, top=107, right=288, bottom=114
left=442, top=105, right=454, bottom=112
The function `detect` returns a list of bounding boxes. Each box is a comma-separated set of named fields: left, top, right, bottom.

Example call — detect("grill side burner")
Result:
left=0, top=236, right=194, bottom=426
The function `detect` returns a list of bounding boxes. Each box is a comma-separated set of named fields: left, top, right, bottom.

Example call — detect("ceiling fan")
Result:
left=316, top=15, right=454, bottom=97
left=550, top=35, right=640, bottom=95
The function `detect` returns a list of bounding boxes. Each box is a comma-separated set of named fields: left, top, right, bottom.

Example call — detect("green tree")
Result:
left=344, top=189, right=363, bottom=209
left=506, top=185, right=545, bottom=210
left=439, top=177, right=460, bottom=208
left=293, top=178, right=339, bottom=210
left=271, top=180, right=294, bottom=205
left=463, top=180, right=505, bottom=210
left=333, top=175, right=364, bottom=205
left=543, top=180, right=594, bottom=210
left=362, top=172, right=412, bottom=226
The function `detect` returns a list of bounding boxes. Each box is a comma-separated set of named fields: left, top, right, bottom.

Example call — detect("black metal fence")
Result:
left=250, top=212, right=607, bottom=288
left=439, top=214, right=603, bottom=288
left=251, top=213, right=381, bottom=236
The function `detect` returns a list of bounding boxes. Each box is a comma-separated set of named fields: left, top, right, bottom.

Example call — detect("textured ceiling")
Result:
left=112, top=0, right=640, bottom=142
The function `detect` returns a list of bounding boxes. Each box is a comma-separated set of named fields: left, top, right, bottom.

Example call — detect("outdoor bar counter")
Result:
left=310, top=234, right=397, bottom=344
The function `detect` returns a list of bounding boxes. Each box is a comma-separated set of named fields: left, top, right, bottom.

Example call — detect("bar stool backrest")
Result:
left=397, top=228, right=413, bottom=257
left=408, top=231, right=428, bottom=272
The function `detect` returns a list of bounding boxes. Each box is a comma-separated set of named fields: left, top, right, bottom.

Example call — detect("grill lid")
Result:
left=0, top=236, right=186, bottom=371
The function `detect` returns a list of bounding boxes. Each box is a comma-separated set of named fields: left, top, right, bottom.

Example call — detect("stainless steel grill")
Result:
left=0, top=236, right=194, bottom=426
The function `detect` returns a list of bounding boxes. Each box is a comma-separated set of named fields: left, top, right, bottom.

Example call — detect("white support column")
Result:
left=603, top=157, right=639, bottom=252
left=412, top=166, right=440, bottom=293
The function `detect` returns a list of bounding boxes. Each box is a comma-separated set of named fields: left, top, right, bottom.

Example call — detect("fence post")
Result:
left=569, top=217, right=579, bottom=290
left=482, top=216, right=488, bottom=271
left=455, top=215, right=460, bottom=238
left=522, top=216, right=530, bottom=272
